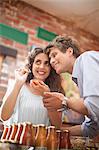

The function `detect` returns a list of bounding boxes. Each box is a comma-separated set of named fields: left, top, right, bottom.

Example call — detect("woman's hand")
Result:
left=30, top=79, right=50, bottom=96
left=15, top=68, right=29, bottom=85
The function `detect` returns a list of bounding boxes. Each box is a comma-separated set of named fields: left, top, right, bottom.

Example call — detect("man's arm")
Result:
left=43, top=92, right=88, bottom=116
left=67, top=97, right=88, bottom=116
left=61, top=124, right=82, bottom=136
left=48, top=110, right=62, bottom=129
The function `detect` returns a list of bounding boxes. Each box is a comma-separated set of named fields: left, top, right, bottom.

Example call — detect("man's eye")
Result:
left=50, top=53, right=55, bottom=58
left=53, top=53, right=56, bottom=58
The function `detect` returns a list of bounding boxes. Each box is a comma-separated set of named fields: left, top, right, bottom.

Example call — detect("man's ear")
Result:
left=67, top=47, right=73, bottom=56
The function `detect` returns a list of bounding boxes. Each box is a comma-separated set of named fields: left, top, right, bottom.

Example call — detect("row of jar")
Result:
left=0, top=122, right=71, bottom=150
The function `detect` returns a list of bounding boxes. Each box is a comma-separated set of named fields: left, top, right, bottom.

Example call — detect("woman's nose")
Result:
left=39, top=63, right=45, bottom=68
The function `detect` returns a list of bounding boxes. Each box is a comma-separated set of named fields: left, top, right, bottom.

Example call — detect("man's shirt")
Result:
left=72, top=51, right=99, bottom=138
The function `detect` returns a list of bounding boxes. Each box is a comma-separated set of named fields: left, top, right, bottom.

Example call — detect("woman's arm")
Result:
left=0, top=81, right=23, bottom=121
left=0, top=68, right=29, bottom=121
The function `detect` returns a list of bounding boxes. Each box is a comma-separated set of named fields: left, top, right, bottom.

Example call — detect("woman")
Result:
left=0, top=47, right=65, bottom=127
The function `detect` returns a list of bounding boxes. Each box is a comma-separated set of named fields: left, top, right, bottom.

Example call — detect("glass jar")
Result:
left=47, top=126, right=58, bottom=150
left=0, top=125, right=9, bottom=142
left=20, top=122, right=34, bottom=146
left=60, top=130, right=71, bottom=150
left=35, top=124, right=47, bottom=150
left=9, top=123, right=18, bottom=143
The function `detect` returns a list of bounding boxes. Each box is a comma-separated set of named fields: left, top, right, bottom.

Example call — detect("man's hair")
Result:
left=44, top=35, right=81, bottom=58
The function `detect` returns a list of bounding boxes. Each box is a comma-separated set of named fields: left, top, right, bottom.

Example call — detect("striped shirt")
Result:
left=2, top=79, right=50, bottom=126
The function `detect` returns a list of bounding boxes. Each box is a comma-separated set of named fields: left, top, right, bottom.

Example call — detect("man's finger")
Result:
left=43, top=103, right=56, bottom=111
left=43, top=103, right=52, bottom=108
left=43, top=97, right=51, bottom=103
left=43, top=92, right=54, bottom=98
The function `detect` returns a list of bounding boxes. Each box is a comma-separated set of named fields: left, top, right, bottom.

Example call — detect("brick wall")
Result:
left=0, top=0, right=99, bottom=101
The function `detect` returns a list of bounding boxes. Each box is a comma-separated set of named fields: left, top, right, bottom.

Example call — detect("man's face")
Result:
left=49, top=47, right=70, bottom=74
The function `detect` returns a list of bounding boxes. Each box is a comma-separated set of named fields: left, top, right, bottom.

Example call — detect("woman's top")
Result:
left=2, top=79, right=50, bottom=126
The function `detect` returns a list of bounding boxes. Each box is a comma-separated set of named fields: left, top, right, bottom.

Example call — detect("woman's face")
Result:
left=32, top=53, right=51, bottom=81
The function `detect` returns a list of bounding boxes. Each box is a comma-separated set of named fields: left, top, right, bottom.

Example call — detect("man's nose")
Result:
left=50, top=58, right=55, bottom=65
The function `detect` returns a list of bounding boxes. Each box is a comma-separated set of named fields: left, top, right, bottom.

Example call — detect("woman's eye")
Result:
left=35, top=60, right=41, bottom=65
left=45, top=61, right=50, bottom=66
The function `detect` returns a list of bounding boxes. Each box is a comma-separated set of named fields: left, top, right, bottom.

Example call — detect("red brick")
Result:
left=40, top=14, right=53, bottom=21
left=22, top=22, right=34, bottom=29
left=17, top=14, right=28, bottom=22
left=29, top=37, right=44, bottom=44
left=14, top=43, right=27, bottom=51
left=5, top=15, right=20, bottom=25
left=0, top=79, right=8, bottom=85
left=27, top=29, right=36, bottom=35
left=28, top=42, right=34, bottom=47
left=1, top=38, right=14, bottom=46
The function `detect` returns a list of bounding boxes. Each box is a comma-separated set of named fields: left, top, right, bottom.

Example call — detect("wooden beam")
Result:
left=0, top=55, right=4, bottom=74
left=0, top=45, right=17, bottom=58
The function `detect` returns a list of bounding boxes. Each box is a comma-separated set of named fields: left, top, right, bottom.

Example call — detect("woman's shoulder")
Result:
left=20, top=83, right=29, bottom=93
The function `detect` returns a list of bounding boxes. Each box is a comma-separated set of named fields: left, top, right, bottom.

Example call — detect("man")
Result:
left=43, top=35, right=99, bottom=138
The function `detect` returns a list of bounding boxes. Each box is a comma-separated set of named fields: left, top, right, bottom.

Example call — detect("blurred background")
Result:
left=0, top=0, right=99, bottom=103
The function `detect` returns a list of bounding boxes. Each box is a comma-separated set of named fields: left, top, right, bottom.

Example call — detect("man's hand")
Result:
left=43, top=92, right=64, bottom=111
left=30, top=80, right=50, bottom=96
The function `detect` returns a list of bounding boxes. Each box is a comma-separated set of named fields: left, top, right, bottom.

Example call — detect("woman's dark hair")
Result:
left=44, top=35, right=81, bottom=58
left=25, top=47, right=65, bottom=95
